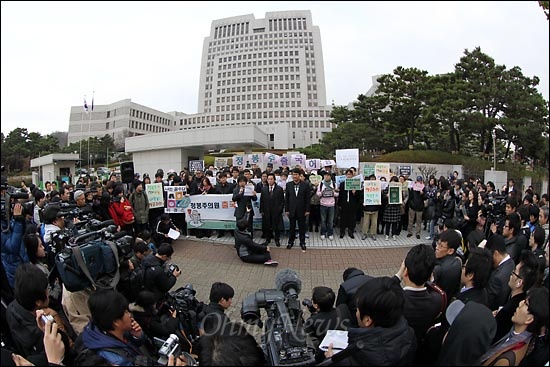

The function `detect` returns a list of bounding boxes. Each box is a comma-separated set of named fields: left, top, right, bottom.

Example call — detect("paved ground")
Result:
left=170, top=226, right=432, bottom=323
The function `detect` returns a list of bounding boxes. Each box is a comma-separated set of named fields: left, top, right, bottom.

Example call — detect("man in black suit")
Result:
left=232, top=175, right=257, bottom=234
left=285, top=168, right=311, bottom=251
left=260, top=173, right=284, bottom=247
left=485, top=233, right=515, bottom=311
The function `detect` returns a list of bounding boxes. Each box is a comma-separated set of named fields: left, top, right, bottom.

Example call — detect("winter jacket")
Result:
left=129, top=191, right=149, bottom=224
left=234, top=228, right=268, bottom=258
left=1, top=218, right=27, bottom=288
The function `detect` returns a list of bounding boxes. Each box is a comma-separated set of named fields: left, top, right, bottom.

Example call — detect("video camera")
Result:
left=152, top=334, right=198, bottom=366
left=241, top=268, right=316, bottom=366
left=1, top=173, right=30, bottom=231
left=484, top=194, right=507, bottom=235
left=54, top=219, right=135, bottom=292
left=160, top=284, right=205, bottom=343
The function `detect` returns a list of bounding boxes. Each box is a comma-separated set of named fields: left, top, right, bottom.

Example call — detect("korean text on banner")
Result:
left=145, top=183, right=164, bottom=209
left=364, top=180, right=381, bottom=205
left=335, top=149, right=359, bottom=169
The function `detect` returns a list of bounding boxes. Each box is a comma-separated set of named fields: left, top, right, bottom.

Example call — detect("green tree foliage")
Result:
left=320, top=47, right=548, bottom=169
left=0, top=128, right=59, bottom=172
left=61, top=134, right=116, bottom=166
left=539, top=1, right=550, bottom=19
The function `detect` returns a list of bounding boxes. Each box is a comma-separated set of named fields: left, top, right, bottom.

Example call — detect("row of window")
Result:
left=182, top=110, right=329, bottom=125
left=214, top=22, right=249, bottom=39
left=209, top=37, right=314, bottom=53
left=129, top=120, right=170, bottom=133
left=217, top=92, right=302, bottom=103
left=268, top=18, right=307, bottom=32
left=217, top=73, right=301, bottom=81
left=129, top=109, right=170, bottom=125
left=218, top=50, right=300, bottom=63
left=292, top=131, right=320, bottom=140
left=216, top=100, right=303, bottom=111
left=210, top=31, right=314, bottom=46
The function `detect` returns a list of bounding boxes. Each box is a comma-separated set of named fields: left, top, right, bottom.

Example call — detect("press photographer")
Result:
left=140, top=243, right=182, bottom=302
left=241, top=268, right=316, bottom=366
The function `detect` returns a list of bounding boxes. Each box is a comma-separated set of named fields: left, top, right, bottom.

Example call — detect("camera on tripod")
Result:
left=241, top=269, right=316, bottom=366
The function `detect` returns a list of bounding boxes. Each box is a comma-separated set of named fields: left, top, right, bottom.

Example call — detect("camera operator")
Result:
left=42, top=205, right=67, bottom=251
left=1, top=201, right=28, bottom=290
left=303, top=286, right=351, bottom=361
left=335, top=267, right=373, bottom=328
left=199, top=282, right=234, bottom=336
left=32, top=189, right=46, bottom=227
left=141, top=243, right=181, bottom=302
left=322, top=277, right=416, bottom=366
left=73, top=190, right=93, bottom=218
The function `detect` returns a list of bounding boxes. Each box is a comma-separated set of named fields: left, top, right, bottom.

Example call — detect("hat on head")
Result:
left=267, top=163, right=273, bottom=168
left=142, top=173, right=149, bottom=179
left=113, top=186, right=124, bottom=197
left=73, top=190, right=85, bottom=200
left=446, top=299, right=466, bottom=326
left=416, top=176, right=423, bottom=181
left=134, top=173, right=140, bottom=179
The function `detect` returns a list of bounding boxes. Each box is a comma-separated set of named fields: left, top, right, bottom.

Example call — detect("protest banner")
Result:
left=214, top=157, right=228, bottom=168
left=290, top=154, right=306, bottom=168
left=306, top=159, right=321, bottom=171
left=309, top=174, right=322, bottom=186
left=361, top=163, right=375, bottom=177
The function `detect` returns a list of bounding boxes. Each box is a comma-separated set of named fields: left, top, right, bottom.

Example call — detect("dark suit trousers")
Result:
left=289, top=214, right=307, bottom=245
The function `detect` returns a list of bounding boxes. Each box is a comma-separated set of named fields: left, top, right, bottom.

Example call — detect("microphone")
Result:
left=274, top=268, right=302, bottom=296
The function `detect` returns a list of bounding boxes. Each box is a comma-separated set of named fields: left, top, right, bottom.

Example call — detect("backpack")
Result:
left=127, top=264, right=153, bottom=302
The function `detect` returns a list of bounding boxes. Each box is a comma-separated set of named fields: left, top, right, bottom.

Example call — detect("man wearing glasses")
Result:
left=432, top=229, right=463, bottom=300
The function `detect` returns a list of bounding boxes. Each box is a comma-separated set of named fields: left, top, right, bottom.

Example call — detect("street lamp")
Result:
left=491, top=128, right=497, bottom=171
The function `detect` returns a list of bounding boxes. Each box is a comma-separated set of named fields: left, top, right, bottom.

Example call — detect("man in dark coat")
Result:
left=335, top=267, right=373, bottom=327
left=486, top=234, right=515, bottom=311
left=285, top=168, right=311, bottom=251
left=260, top=173, right=284, bottom=247
left=232, top=175, right=257, bottom=234
left=141, top=243, right=181, bottom=302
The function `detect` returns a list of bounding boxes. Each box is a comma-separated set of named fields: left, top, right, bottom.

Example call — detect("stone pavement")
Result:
left=169, top=226, right=432, bottom=323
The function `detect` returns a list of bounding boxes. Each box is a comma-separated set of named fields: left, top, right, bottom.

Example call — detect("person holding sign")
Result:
left=361, top=175, right=380, bottom=241
left=338, top=169, right=361, bottom=239
left=317, top=171, right=339, bottom=241
left=232, top=176, right=257, bottom=234
left=383, top=176, right=402, bottom=241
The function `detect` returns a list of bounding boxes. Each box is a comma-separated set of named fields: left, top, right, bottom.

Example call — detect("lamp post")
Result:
left=491, top=129, right=497, bottom=171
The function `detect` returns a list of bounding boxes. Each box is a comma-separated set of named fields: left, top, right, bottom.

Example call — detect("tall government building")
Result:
left=68, top=10, right=333, bottom=150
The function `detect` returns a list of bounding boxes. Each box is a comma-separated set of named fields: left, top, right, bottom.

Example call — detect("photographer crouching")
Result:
left=141, top=243, right=182, bottom=303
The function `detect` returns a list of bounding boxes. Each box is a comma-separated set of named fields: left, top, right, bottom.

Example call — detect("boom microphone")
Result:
left=274, top=268, right=302, bottom=296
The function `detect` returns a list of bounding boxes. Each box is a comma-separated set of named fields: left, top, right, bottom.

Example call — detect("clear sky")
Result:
left=2, top=1, right=548, bottom=136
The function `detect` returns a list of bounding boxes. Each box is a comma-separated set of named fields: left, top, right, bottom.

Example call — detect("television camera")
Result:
left=152, top=333, right=198, bottom=366
left=1, top=172, right=29, bottom=232
left=241, top=268, right=316, bottom=366
left=483, top=194, right=507, bottom=236
left=160, top=284, right=205, bottom=344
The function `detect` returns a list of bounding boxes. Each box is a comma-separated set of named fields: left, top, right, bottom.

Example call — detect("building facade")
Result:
left=68, top=99, right=176, bottom=150
left=179, top=10, right=333, bottom=149
left=68, top=10, right=333, bottom=151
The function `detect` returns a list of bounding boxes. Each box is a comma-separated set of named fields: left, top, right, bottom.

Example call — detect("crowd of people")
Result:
left=1, top=162, right=549, bottom=365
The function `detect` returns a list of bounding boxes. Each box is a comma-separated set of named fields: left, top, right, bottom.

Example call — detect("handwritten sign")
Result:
left=345, top=178, right=361, bottom=191
left=145, top=183, right=164, bottom=209
left=248, top=153, right=261, bottom=165
left=164, top=186, right=189, bottom=213
left=214, top=157, right=228, bottom=168
left=363, top=180, right=381, bottom=205
left=399, top=165, right=412, bottom=177
left=375, top=163, right=391, bottom=181
left=280, top=155, right=289, bottom=167
left=264, top=153, right=280, bottom=166
left=321, top=159, right=336, bottom=168
left=189, top=160, right=204, bottom=173
left=362, top=163, right=375, bottom=177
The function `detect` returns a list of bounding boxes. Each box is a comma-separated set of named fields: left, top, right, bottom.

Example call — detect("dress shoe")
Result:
left=407, top=233, right=413, bottom=238
left=349, top=233, right=355, bottom=239
left=416, top=235, right=420, bottom=239
left=286, top=243, right=294, bottom=249
left=300, top=244, right=307, bottom=251
left=275, top=239, right=281, bottom=247
left=339, top=234, right=345, bottom=239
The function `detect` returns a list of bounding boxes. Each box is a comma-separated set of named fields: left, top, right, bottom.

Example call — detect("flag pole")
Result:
left=87, top=90, right=94, bottom=171
left=80, top=94, right=86, bottom=170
